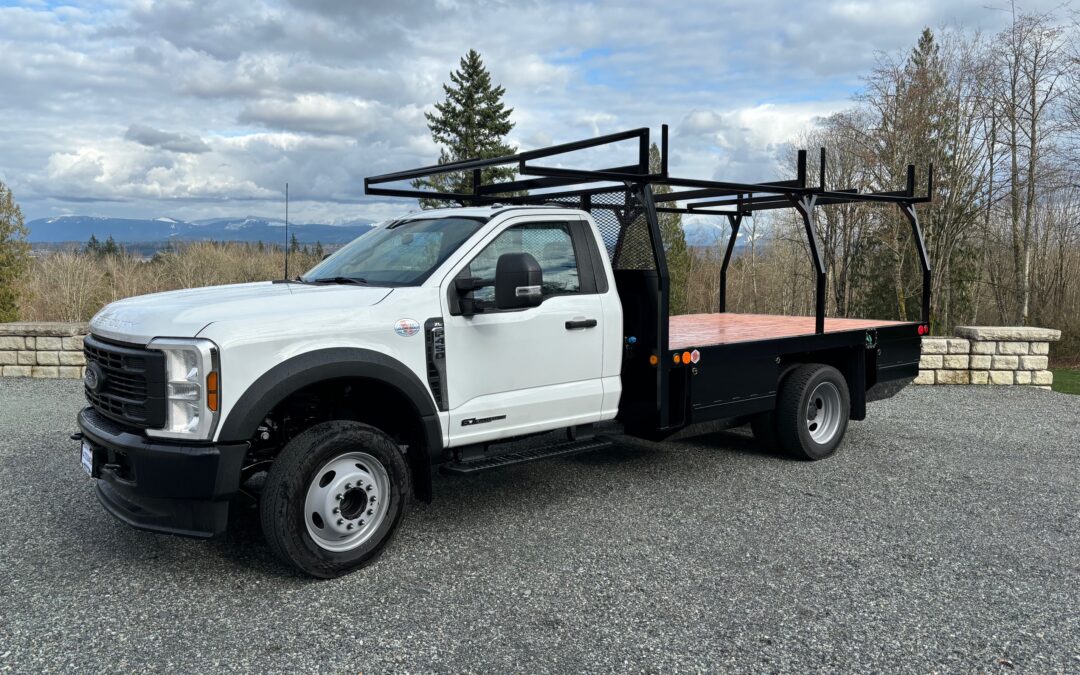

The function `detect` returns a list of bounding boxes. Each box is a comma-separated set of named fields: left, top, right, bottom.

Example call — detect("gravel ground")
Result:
left=0, top=379, right=1077, bottom=673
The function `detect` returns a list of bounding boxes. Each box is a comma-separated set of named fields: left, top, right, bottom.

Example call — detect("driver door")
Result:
left=441, top=219, right=606, bottom=446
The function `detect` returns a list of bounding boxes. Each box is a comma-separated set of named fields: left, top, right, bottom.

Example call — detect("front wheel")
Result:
left=260, top=421, right=411, bottom=578
left=775, top=364, right=850, bottom=460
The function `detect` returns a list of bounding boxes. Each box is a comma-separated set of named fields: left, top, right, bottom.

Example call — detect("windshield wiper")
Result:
left=310, top=276, right=370, bottom=286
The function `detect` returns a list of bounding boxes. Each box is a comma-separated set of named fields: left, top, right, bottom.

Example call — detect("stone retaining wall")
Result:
left=0, top=322, right=1067, bottom=386
left=0, top=322, right=89, bottom=379
left=915, top=326, right=1061, bottom=387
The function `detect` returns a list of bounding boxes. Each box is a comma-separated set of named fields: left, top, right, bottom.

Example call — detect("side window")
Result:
left=468, top=223, right=581, bottom=305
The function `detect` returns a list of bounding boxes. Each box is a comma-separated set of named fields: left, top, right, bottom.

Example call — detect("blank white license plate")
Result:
left=81, top=441, right=93, bottom=476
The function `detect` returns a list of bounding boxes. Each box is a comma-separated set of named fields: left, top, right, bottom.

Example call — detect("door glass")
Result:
left=468, top=223, right=580, bottom=304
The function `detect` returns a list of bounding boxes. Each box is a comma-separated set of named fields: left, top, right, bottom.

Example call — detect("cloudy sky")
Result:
left=0, top=0, right=1061, bottom=224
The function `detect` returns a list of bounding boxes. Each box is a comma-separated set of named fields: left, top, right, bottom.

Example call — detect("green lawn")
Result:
left=1052, top=369, right=1080, bottom=395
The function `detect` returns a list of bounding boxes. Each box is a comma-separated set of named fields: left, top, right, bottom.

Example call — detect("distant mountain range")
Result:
left=682, top=220, right=750, bottom=250
left=26, top=215, right=375, bottom=245
left=26, top=213, right=745, bottom=255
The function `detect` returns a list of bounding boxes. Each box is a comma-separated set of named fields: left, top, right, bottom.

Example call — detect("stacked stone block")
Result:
left=915, top=326, right=1060, bottom=387
left=0, top=323, right=89, bottom=379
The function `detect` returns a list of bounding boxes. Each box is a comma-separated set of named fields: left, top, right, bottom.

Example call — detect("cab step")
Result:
left=442, top=437, right=614, bottom=475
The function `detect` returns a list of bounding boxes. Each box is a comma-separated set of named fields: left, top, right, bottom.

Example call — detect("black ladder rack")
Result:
left=364, top=123, right=933, bottom=330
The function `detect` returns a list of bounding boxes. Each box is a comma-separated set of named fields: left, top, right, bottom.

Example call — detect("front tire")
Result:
left=775, top=364, right=850, bottom=460
left=260, top=421, right=411, bottom=578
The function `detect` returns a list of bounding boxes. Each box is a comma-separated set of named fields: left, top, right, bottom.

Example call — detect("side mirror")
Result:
left=495, top=252, right=542, bottom=310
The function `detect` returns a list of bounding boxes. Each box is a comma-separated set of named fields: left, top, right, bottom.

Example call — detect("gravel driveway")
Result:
left=0, top=379, right=1077, bottom=673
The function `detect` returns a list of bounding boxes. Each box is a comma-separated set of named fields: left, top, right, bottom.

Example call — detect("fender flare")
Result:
left=218, top=348, right=442, bottom=501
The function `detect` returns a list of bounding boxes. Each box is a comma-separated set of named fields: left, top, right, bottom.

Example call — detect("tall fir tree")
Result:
left=413, top=49, right=516, bottom=208
left=649, top=143, right=691, bottom=315
left=0, top=181, right=29, bottom=322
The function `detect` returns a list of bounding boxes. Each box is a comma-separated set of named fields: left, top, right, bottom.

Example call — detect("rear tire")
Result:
left=775, top=364, right=850, bottom=460
left=260, top=421, right=411, bottom=578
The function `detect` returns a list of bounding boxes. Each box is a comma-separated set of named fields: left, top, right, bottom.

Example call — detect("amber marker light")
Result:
left=206, top=371, right=220, bottom=412
left=649, top=355, right=659, bottom=366
left=681, top=351, right=692, bottom=364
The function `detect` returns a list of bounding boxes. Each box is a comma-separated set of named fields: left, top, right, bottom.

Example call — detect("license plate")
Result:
left=81, top=441, right=93, bottom=476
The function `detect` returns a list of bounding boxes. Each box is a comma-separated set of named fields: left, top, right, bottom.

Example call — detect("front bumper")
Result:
left=77, top=407, right=248, bottom=539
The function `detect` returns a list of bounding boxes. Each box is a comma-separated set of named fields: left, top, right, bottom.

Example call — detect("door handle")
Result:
left=565, top=319, right=598, bottom=330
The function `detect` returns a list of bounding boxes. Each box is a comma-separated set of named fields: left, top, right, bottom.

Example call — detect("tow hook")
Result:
left=70, top=432, right=84, bottom=441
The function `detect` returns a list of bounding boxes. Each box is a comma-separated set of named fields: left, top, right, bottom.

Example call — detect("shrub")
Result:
left=16, top=243, right=323, bottom=322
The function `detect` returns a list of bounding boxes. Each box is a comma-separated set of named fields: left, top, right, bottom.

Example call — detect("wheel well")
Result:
left=780, top=347, right=869, bottom=420
left=252, top=377, right=434, bottom=502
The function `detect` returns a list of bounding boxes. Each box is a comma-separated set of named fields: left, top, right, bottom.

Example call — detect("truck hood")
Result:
left=90, top=281, right=393, bottom=344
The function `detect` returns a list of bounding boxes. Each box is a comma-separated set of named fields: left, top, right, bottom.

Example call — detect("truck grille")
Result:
left=84, top=335, right=167, bottom=430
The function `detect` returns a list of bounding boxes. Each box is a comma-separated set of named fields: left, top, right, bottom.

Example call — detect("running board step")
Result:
left=442, top=437, right=614, bottom=475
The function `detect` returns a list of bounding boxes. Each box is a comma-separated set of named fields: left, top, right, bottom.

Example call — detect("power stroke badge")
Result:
left=394, top=318, right=421, bottom=337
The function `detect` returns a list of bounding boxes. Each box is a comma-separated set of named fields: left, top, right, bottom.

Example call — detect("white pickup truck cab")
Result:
left=76, top=128, right=929, bottom=577
left=78, top=207, right=630, bottom=576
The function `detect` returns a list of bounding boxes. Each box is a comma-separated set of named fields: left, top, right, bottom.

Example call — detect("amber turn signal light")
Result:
left=206, top=371, right=220, bottom=412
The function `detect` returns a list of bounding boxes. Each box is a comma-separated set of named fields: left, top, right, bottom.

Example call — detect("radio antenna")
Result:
left=283, top=182, right=290, bottom=280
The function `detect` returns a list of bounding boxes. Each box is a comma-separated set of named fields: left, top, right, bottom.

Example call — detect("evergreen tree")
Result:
left=289, top=233, right=300, bottom=253
left=649, top=143, right=691, bottom=315
left=413, top=49, right=516, bottom=207
left=85, top=233, right=122, bottom=257
left=101, top=235, right=121, bottom=256
left=314, top=241, right=325, bottom=259
left=0, top=181, right=30, bottom=322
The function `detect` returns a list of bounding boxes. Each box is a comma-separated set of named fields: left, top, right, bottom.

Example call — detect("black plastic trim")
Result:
left=219, top=347, right=441, bottom=447
left=425, top=317, right=448, bottom=411
left=83, top=334, right=166, bottom=430
left=573, top=217, right=610, bottom=293
left=78, top=406, right=247, bottom=538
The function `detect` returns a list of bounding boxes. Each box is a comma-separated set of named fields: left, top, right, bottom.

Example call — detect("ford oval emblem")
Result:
left=394, top=319, right=420, bottom=337
left=84, top=362, right=103, bottom=391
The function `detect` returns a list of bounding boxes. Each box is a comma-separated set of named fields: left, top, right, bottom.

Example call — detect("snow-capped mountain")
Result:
left=26, top=215, right=375, bottom=245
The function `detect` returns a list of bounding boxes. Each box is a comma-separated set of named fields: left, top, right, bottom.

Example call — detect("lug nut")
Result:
left=337, top=518, right=344, bottom=525
left=345, top=482, right=353, bottom=489
left=367, top=509, right=373, bottom=516
left=370, top=496, right=376, bottom=503
left=347, top=523, right=354, bottom=530
left=359, top=520, right=365, bottom=526
left=333, top=507, right=340, bottom=514
left=365, top=485, right=372, bottom=492
left=335, top=494, right=343, bottom=501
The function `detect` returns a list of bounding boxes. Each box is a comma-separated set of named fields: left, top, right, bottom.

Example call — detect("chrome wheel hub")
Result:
left=806, top=381, right=842, bottom=444
left=304, top=451, right=390, bottom=552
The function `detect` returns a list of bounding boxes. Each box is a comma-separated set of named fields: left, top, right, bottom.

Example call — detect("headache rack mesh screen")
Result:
left=542, top=189, right=657, bottom=271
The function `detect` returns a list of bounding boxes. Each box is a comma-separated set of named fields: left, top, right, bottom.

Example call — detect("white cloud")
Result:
left=125, top=124, right=211, bottom=153
left=0, top=0, right=1069, bottom=224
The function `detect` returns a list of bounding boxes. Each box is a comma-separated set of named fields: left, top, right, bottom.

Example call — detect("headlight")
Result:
left=146, top=338, right=220, bottom=440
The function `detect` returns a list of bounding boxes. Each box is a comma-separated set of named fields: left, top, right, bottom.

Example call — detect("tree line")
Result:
left=735, top=12, right=1080, bottom=363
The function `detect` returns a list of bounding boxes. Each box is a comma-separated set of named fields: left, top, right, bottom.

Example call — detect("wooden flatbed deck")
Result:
left=669, top=313, right=907, bottom=350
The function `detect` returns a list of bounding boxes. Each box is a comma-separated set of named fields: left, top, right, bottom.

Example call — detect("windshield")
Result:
left=302, top=216, right=486, bottom=286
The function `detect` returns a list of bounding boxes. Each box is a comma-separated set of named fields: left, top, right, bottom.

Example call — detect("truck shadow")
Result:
left=205, top=431, right=790, bottom=578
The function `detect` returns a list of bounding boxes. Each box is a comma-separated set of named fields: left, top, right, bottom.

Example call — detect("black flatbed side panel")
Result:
left=681, top=322, right=922, bottom=424
left=869, top=323, right=921, bottom=398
